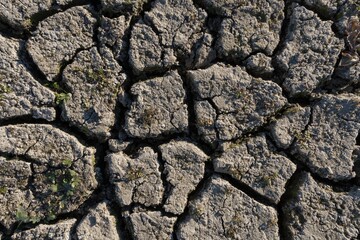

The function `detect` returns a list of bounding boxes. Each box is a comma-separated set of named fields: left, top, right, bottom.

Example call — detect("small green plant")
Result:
left=197, top=117, right=213, bottom=127
left=45, top=82, right=62, bottom=91
left=340, top=17, right=360, bottom=66
left=0, top=186, right=7, bottom=194
left=55, top=92, right=70, bottom=105
left=0, top=83, right=12, bottom=93
left=125, top=166, right=145, bottom=181
left=47, top=169, right=80, bottom=197
left=0, top=83, right=12, bottom=103
left=15, top=208, right=41, bottom=224
left=86, top=68, right=109, bottom=91
left=22, top=19, right=33, bottom=29
left=62, top=159, right=73, bottom=167
left=295, top=130, right=311, bottom=147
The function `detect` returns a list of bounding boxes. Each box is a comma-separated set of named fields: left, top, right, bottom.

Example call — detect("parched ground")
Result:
left=0, top=0, right=359, bottom=239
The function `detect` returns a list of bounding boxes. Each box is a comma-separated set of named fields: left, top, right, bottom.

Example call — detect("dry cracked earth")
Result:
left=0, top=0, right=359, bottom=239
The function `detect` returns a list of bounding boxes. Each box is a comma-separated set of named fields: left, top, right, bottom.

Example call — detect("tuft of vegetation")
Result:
left=339, top=17, right=360, bottom=67
left=0, top=83, right=12, bottom=94
left=15, top=207, right=41, bottom=224
left=125, top=166, right=145, bottom=182
left=0, top=83, right=12, bottom=103
left=55, top=92, right=70, bottom=105
left=47, top=168, right=80, bottom=197
left=0, top=186, right=7, bottom=194
left=45, top=82, right=62, bottom=91
left=62, top=159, right=73, bottom=168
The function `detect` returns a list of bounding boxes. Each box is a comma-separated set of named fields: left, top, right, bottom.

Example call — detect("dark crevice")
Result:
left=276, top=168, right=304, bottom=240
left=107, top=201, right=133, bottom=240
left=0, top=20, right=25, bottom=39
left=271, top=0, right=293, bottom=86
left=217, top=172, right=277, bottom=208
left=26, top=0, right=96, bottom=32
left=179, top=70, right=215, bottom=155
left=283, top=148, right=360, bottom=189
left=172, top=160, right=214, bottom=239
left=101, top=0, right=154, bottom=19
left=153, top=146, right=172, bottom=208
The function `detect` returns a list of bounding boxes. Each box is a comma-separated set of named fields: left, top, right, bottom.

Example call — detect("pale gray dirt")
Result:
left=0, top=0, right=359, bottom=239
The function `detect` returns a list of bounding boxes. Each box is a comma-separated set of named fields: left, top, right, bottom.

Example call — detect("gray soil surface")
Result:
left=0, top=0, right=359, bottom=239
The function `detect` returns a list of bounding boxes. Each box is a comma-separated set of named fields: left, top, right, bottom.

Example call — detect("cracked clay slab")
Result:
left=283, top=172, right=360, bottom=239
left=159, top=140, right=209, bottom=215
left=0, top=124, right=97, bottom=231
left=214, top=134, right=297, bottom=204
left=106, top=147, right=164, bottom=207
left=274, top=3, right=343, bottom=97
left=76, top=201, right=121, bottom=240
left=291, top=94, right=360, bottom=181
left=207, top=0, right=284, bottom=62
left=0, top=34, right=56, bottom=121
left=127, top=211, right=176, bottom=240
left=26, top=6, right=96, bottom=81
left=11, top=219, right=76, bottom=240
left=176, top=176, right=279, bottom=239
left=189, top=63, right=287, bottom=146
left=124, top=70, right=188, bottom=139
left=61, top=46, right=126, bottom=141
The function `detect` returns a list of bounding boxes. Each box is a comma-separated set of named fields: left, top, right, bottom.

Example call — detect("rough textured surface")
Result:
left=245, top=53, right=274, bottom=79
left=0, top=1, right=359, bottom=239
left=214, top=134, right=296, bottom=203
left=0, top=34, right=55, bottom=121
left=159, top=140, right=208, bottom=214
left=129, top=21, right=165, bottom=75
left=283, top=172, right=360, bottom=239
left=269, top=105, right=311, bottom=149
left=275, top=3, right=343, bottom=97
left=27, top=6, right=96, bottom=81
left=205, top=0, right=284, bottom=62
left=12, top=219, right=76, bottom=240
left=106, top=147, right=164, bottom=207
left=0, top=0, right=74, bottom=29
left=76, top=202, right=120, bottom=240
left=101, top=0, right=147, bottom=15
left=127, top=211, right=176, bottom=240
left=61, top=46, right=126, bottom=141
left=98, top=15, right=130, bottom=63
left=299, top=0, right=347, bottom=19
left=125, top=71, right=188, bottom=138
left=128, top=0, right=213, bottom=74
left=291, top=94, right=360, bottom=181
left=177, top=176, right=279, bottom=239
left=189, top=63, right=287, bottom=146
left=0, top=124, right=97, bottom=230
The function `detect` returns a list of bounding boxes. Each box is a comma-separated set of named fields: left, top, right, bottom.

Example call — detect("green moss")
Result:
left=47, top=168, right=80, bottom=198
left=125, top=166, right=145, bottom=181
left=0, top=83, right=12, bottom=94
left=62, top=159, right=73, bottom=168
left=55, top=92, right=70, bottom=105
left=45, top=82, right=62, bottom=91
left=15, top=208, right=40, bottom=224
left=0, top=186, right=7, bottom=194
